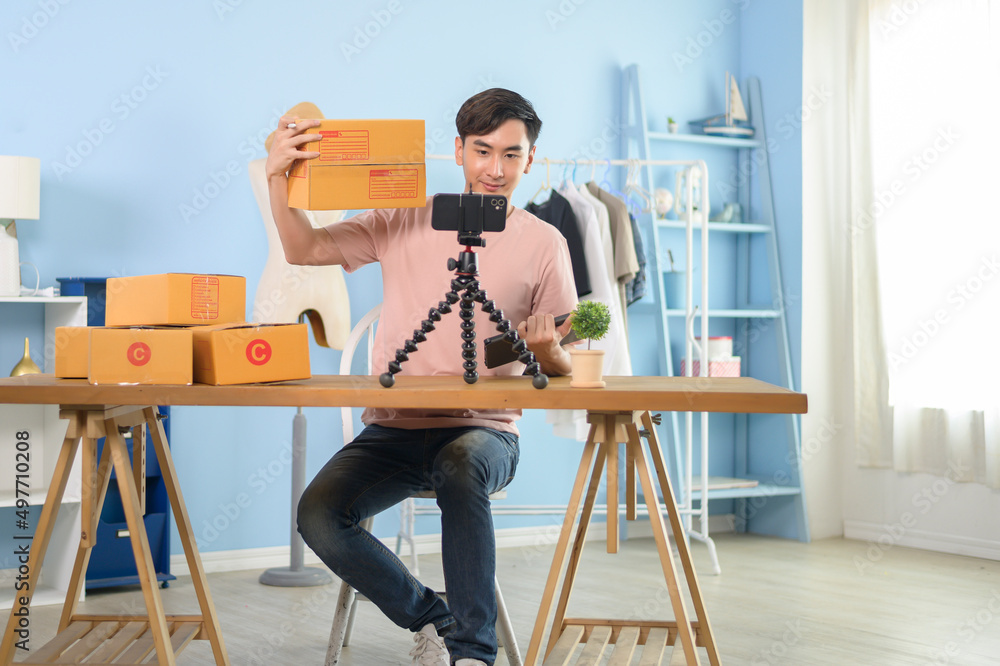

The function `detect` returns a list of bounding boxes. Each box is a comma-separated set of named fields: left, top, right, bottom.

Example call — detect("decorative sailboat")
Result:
left=689, top=72, right=754, bottom=138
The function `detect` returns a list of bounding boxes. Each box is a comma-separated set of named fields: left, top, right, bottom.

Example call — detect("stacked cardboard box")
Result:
left=54, top=273, right=311, bottom=385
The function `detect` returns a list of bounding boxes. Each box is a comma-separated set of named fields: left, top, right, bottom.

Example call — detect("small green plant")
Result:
left=667, top=116, right=676, bottom=124
left=570, top=300, right=611, bottom=350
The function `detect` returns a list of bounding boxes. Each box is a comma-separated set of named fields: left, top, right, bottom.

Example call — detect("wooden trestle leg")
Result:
left=524, top=410, right=720, bottom=666
left=1, top=406, right=230, bottom=666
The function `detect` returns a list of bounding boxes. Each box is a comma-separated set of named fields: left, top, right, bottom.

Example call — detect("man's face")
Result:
left=454, top=118, right=535, bottom=207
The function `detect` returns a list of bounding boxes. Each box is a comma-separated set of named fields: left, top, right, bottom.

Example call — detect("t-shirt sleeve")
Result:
left=321, top=208, right=393, bottom=273
left=533, top=232, right=579, bottom=320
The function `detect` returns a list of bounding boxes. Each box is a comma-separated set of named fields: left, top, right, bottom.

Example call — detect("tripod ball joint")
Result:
left=379, top=372, right=395, bottom=387
left=532, top=373, right=549, bottom=389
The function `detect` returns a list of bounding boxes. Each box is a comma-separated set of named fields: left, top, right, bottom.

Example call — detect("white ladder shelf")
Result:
left=620, top=63, right=809, bottom=574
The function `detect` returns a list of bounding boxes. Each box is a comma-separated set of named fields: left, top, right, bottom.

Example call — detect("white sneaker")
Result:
left=455, top=660, right=488, bottom=666
left=410, top=623, right=450, bottom=666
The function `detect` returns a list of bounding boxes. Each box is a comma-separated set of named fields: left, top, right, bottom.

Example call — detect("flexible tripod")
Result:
left=378, top=241, right=549, bottom=389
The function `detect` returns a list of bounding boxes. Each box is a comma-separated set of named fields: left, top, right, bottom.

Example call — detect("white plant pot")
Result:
left=570, top=349, right=606, bottom=388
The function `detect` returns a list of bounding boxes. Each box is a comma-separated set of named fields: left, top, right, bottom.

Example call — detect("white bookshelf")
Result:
left=1, top=296, right=87, bottom=609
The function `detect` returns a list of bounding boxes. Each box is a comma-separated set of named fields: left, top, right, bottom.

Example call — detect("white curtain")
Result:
left=852, top=0, right=1000, bottom=488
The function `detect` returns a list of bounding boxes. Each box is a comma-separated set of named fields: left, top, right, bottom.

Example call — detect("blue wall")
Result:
left=0, top=0, right=803, bottom=554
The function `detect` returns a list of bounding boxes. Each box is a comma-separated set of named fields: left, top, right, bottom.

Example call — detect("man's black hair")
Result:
left=456, top=88, right=542, bottom=147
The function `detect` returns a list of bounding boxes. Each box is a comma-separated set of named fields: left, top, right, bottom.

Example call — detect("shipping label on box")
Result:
left=105, top=273, right=246, bottom=326
left=54, top=326, right=91, bottom=378
left=192, top=322, right=311, bottom=385
left=288, top=119, right=426, bottom=210
left=680, top=356, right=741, bottom=378
left=88, top=327, right=193, bottom=385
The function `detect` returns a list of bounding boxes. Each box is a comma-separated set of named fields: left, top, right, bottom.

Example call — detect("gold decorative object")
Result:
left=10, top=336, right=41, bottom=376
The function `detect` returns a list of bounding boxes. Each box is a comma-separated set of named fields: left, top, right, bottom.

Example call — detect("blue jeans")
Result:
left=297, top=424, right=519, bottom=665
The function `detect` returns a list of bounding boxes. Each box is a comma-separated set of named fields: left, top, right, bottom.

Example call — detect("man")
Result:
left=265, top=89, right=577, bottom=665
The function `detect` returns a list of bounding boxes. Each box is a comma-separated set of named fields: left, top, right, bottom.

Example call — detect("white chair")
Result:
left=325, top=304, right=521, bottom=666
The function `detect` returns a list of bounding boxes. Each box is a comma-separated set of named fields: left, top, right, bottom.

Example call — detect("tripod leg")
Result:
left=459, top=281, right=480, bottom=384
left=477, top=291, right=549, bottom=389
left=379, top=291, right=459, bottom=387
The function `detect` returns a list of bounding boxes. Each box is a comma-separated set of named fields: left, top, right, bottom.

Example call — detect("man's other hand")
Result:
left=517, top=314, right=574, bottom=376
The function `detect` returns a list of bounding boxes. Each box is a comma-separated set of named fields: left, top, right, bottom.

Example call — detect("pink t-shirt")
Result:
left=324, top=197, right=577, bottom=434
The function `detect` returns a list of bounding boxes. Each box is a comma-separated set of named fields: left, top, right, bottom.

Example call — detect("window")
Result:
left=869, top=0, right=1000, bottom=410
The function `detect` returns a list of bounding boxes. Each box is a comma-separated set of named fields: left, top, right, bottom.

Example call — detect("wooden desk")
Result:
left=0, top=375, right=806, bottom=665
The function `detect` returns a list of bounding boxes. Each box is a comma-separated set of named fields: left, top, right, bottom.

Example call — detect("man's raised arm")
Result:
left=265, top=115, right=346, bottom=266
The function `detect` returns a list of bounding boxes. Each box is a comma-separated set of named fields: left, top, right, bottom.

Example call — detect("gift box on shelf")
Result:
left=680, top=356, right=742, bottom=378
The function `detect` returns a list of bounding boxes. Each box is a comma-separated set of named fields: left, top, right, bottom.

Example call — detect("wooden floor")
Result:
left=12, top=534, right=1000, bottom=665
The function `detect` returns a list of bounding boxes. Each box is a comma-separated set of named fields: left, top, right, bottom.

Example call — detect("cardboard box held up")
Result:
left=192, top=322, right=311, bottom=385
left=288, top=119, right=426, bottom=210
left=105, top=274, right=246, bottom=326
left=88, top=327, right=193, bottom=385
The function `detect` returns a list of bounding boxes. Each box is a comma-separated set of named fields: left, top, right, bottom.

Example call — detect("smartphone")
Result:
left=430, top=193, right=507, bottom=234
left=483, top=313, right=578, bottom=369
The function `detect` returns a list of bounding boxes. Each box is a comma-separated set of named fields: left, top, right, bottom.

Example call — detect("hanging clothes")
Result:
left=525, top=190, right=592, bottom=298
left=624, top=212, right=647, bottom=305
left=546, top=181, right=634, bottom=441
left=577, top=183, right=615, bottom=289
left=559, top=182, right=631, bottom=376
left=586, top=182, right=639, bottom=334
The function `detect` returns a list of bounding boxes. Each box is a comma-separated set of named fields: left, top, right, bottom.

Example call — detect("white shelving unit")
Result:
left=621, top=64, right=808, bottom=574
left=0, top=296, right=86, bottom=608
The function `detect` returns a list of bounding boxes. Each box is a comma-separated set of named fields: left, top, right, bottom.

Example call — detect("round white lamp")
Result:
left=0, top=156, right=41, bottom=297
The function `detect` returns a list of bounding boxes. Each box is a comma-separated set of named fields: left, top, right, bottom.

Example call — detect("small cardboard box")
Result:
left=680, top=356, right=742, bottom=378
left=191, top=322, right=311, bottom=385
left=88, top=327, right=193, bottom=385
left=288, top=119, right=425, bottom=210
left=54, top=326, right=90, bottom=378
left=105, top=274, right=246, bottom=327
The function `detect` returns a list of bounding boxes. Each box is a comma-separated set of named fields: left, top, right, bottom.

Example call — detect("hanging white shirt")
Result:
left=544, top=181, right=633, bottom=441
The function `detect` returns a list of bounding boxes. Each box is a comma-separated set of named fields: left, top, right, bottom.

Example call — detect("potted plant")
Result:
left=568, top=300, right=612, bottom=388
left=667, top=116, right=679, bottom=134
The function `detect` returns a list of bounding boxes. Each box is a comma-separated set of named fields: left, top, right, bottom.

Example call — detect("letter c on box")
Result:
left=127, top=342, right=151, bottom=366
left=247, top=339, right=271, bottom=365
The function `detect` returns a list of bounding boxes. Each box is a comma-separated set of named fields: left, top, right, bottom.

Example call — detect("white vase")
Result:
left=570, top=349, right=606, bottom=388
